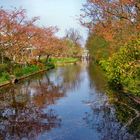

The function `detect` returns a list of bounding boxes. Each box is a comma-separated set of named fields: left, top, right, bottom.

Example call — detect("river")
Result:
left=0, top=62, right=140, bottom=140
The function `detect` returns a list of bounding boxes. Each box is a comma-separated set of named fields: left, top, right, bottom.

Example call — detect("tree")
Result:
left=0, top=8, right=67, bottom=64
left=86, top=33, right=110, bottom=62
left=63, top=28, right=83, bottom=58
left=65, top=28, right=82, bottom=45
left=31, top=26, right=69, bottom=62
left=81, top=0, right=140, bottom=94
left=0, top=8, right=39, bottom=63
left=80, top=0, right=140, bottom=45
left=106, top=39, right=140, bottom=93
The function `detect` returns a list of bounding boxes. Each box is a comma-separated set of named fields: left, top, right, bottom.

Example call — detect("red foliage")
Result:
left=0, top=8, right=67, bottom=63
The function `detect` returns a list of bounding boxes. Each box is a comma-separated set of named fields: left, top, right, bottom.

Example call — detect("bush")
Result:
left=106, top=39, right=140, bottom=94
left=99, top=59, right=110, bottom=71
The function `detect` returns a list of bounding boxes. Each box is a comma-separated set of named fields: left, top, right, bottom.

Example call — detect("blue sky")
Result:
left=0, top=0, right=88, bottom=44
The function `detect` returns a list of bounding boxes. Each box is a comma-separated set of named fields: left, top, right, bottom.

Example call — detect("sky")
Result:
left=0, top=0, right=88, bottom=45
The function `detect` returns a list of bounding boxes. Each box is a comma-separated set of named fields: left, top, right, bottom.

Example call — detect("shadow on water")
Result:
left=0, top=62, right=140, bottom=140
left=86, top=62, right=140, bottom=139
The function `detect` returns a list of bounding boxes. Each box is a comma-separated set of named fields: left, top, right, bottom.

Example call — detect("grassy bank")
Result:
left=0, top=63, right=54, bottom=86
left=49, top=57, right=79, bottom=65
left=0, top=57, right=79, bottom=86
left=40, top=57, right=79, bottom=66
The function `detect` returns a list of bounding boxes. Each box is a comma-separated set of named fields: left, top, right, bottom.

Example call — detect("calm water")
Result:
left=0, top=62, right=140, bottom=140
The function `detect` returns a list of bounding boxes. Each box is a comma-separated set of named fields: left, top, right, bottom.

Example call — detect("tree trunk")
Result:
left=13, top=55, right=16, bottom=62
left=46, top=55, right=50, bottom=63
left=1, top=53, right=4, bottom=64
left=135, top=0, right=140, bottom=23
left=38, top=55, right=41, bottom=62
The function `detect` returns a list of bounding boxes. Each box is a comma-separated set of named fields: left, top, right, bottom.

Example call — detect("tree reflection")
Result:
left=110, top=91, right=140, bottom=138
left=0, top=74, right=65, bottom=140
left=87, top=62, right=107, bottom=93
left=86, top=62, right=140, bottom=139
left=50, top=64, right=83, bottom=92
left=83, top=98, right=136, bottom=140
left=30, top=75, right=65, bottom=107
left=0, top=64, right=85, bottom=140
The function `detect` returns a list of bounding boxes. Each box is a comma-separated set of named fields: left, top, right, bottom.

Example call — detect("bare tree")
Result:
left=65, top=28, right=82, bottom=45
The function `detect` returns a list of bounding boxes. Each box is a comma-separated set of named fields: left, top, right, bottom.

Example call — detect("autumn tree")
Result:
left=80, top=0, right=140, bottom=46
left=0, top=8, right=39, bottom=63
left=81, top=0, right=140, bottom=93
left=0, top=8, right=67, bottom=64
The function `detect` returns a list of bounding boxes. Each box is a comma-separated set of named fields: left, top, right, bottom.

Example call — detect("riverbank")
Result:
left=43, top=57, right=79, bottom=66
left=0, top=57, right=79, bottom=88
left=0, top=64, right=55, bottom=88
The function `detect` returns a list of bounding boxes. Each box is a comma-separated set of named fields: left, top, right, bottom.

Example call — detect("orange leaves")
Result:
left=0, top=8, right=64, bottom=62
left=94, top=23, right=115, bottom=42
left=31, top=26, right=63, bottom=58
left=0, top=8, right=38, bottom=60
left=136, top=23, right=140, bottom=29
left=121, top=0, right=134, bottom=5
left=81, top=0, right=140, bottom=47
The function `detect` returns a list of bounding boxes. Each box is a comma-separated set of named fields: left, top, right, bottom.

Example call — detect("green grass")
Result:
left=0, top=62, right=55, bottom=85
left=49, top=57, right=79, bottom=64
left=0, top=72, right=10, bottom=84
left=0, top=57, right=77, bottom=85
left=14, top=65, right=40, bottom=77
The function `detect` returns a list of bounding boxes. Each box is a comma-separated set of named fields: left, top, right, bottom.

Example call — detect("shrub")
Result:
left=106, top=39, right=140, bottom=94
left=99, top=59, right=110, bottom=71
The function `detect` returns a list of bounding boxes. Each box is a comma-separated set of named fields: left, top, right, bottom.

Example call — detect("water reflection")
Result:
left=111, top=92, right=140, bottom=138
left=87, top=63, right=107, bottom=93
left=0, top=64, right=84, bottom=140
left=60, top=65, right=82, bottom=90
left=83, top=97, right=136, bottom=140
left=49, top=64, right=83, bottom=91
left=0, top=75, right=64, bottom=140
left=86, top=62, right=140, bottom=139
left=0, top=63, right=140, bottom=140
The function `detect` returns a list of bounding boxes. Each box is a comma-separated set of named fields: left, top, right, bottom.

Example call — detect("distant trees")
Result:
left=64, top=28, right=83, bottom=58
left=65, top=28, right=82, bottom=45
